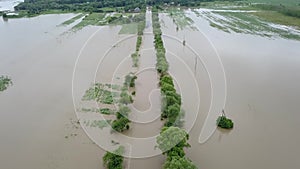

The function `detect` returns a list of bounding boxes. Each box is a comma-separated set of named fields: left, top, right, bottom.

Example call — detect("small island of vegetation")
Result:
left=217, top=110, right=234, bottom=129
left=0, top=76, right=12, bottom=92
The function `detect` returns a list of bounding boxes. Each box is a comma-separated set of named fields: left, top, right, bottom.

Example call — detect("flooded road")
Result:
left=1, top=7, right=300, bottom=169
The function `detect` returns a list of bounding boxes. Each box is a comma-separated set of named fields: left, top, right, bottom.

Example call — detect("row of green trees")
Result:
left=160, top=75, right=184, bottom=127
left=111, top=73, right=137, bottom=132
left=15, top=0, right=147, bottom=15
left=131, top=16, right=146, bottom=67
left=152, top=11, right=169, bottom=74
left=157, top=127, right=197, bottom=169
left=14, top=0, right=229, bottom=15
left=104, top=16, right=146, bottom=168
left=152, top=9, right=198, bottom=169
left=106, top=74, right=135, bottom=168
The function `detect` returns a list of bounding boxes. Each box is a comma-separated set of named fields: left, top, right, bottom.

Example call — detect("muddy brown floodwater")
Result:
left=1, top=7, right=300, bottom=169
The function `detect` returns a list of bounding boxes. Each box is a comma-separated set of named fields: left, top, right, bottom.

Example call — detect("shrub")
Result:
left=112, top=117, right=130, bottom=132
left=0, top=76, right=12, bottom=92
left=217, top=116, right=234, bottom=129
left=103, top=146, right=124, bottom=169
left=119, top=91, right=133, bottom=104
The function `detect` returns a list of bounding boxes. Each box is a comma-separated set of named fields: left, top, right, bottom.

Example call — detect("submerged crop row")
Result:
left=152, top=9, right=198, bottom=169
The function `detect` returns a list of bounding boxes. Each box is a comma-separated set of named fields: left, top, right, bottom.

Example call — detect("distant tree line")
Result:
left=15, top=0, right=147, bottom=14
left=14, top=0, right=238, bottom=15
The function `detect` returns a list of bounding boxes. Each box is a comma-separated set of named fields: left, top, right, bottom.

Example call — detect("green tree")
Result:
left=0, top=76, right=12, bottom=92
left=103, top=146, right=125, bottom=169
left=163, top=156, right=197, bottom=169
left=111, top=117, right=130, bottom=132
left=156, top=126, right=190, bottom=154
left=217, top=116, right=234, bottom=129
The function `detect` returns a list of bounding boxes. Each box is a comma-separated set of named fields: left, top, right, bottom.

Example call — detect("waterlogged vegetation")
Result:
left=83, top=120, right=112, bottom=129
left=82, top=83, right=119, bottom=104
left=130, top=15, right=145, bottom=67
left=193, top=1, right=300, bottom=40
left=119, top=23, right=138, bottom=34
left=80, top=107, right=116, bottom=115
left=166, top=8, right=197, bottom=31
left=103, top=146, right=125, bottom=169
left=152, top=11, right=169, bottom=74
left=216, top=110, right=234, bottom=129
left=111, top=73, right=138, bottom=132
left=69, top=12, right=146, bottom=31
left=72, top=12, right=106, bottom=30
left=0, top=76, right=12, bottom=92
left=157, top=127, right=197, bottom=169
left=152, top=9, right=197, bottom=168
left=79, top=16, right=144, bottom=167
left=217, top=116, right=234, bottom=129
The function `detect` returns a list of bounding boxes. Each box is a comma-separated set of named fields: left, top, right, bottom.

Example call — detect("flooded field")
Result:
left=160, top=10, right=300, bottom=169
left=1, top=5, right=300, bottom=169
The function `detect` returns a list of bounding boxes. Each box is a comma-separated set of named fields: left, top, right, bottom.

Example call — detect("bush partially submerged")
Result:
left=103, top=146, right=124, bottom=169
left=111, top=117, right=130, bottom=132
left=217, top=116, right=234, bottom=129
left=0, top=76, right=12, bottom=92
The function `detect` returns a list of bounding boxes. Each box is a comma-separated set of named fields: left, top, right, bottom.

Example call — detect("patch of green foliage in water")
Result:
left=217, top=115, right=234, bottom=129
left=0, top=76, right=12, bottom=92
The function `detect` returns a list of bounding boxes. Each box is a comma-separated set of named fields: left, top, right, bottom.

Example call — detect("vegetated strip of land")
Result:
left=102, top=13, right=145, bottom=169
left=131, top=18, right=146, bottom=66
left=70, top=12, right=145, bottom=31
left=152, top=7, right=197, bottom=169
left=78, top=11, right=146, bottom=168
